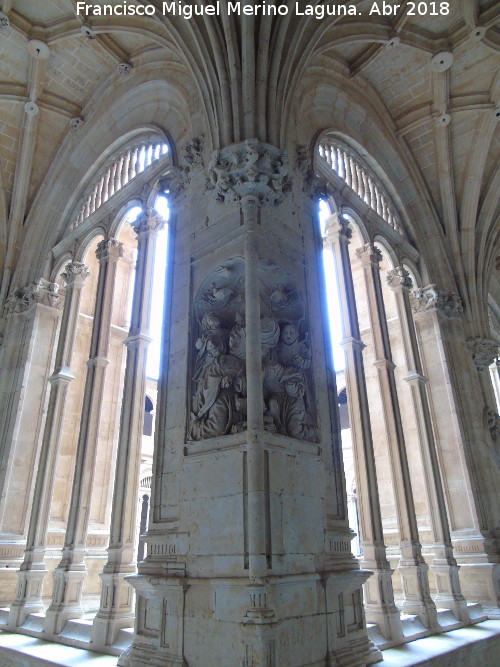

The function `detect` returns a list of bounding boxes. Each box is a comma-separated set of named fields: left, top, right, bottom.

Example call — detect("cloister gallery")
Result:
left=0, top=1, right=499, bottom=666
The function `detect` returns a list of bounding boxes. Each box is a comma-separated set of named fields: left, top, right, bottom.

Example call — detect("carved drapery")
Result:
left=188, top=257, right=318, bottom=442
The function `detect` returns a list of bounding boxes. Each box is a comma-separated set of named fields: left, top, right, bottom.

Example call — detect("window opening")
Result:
left=318, top=140, right=401, bottom=234
left=70, top=141, right=169, bottom=230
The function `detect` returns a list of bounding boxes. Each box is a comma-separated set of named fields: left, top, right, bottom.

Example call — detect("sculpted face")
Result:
left=281, top=324, right=298, bottom=346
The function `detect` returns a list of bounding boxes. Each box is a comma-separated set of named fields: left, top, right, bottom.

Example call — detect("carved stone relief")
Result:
left=188, top=258, right=318, bottom=442
left=4, top=278, right=62, bottom=315
left=259, top=259, right=318, bottom=442
left=410, top=284, right=463, bottom=319
left=206, top=139, right=290, bottom=205
left=190, top=258, right=247, bottom=440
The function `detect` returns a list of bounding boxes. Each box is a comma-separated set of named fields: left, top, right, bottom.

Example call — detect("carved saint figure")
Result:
left=263, top=321, right=318, bottom=441
left=190, top=333, right=245, bottom=440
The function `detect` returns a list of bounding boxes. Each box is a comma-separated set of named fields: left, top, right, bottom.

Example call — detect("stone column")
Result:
left=121, top=141, right=379, bottom=667
left=8, top=263, right=89, bottom=628
left=325, top=214, right=403, bottom=645
left=45, top=239, right=123, bottom=636
left=92, top=210, right=165, bottom=648
left=0, top=280, right=63, bottom=601
left=467, top=337, right=500, bottom=458
left=411, top=287, right=500, bottom=606
left=356, top=244, right=438, bottom=629
left=387, top=267, right=468, bottom=622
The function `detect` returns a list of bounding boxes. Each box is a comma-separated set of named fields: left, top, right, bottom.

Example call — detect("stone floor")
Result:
left=0, top=620, right=499, bottom=666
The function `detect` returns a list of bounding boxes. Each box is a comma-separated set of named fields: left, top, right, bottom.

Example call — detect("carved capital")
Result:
left=206, top=139, right=290, bottom=205
left=61, top=261, right=90, bottom=289
left=387, top=266, right=413, bottom=290
left=132, top=208, right=165, bottom=237
left=356, top=243, right=382, bottom=266
left=324, top=215, right=352, bottom=243
left=410, top=285, right=463, bottom=319
left=96, top=238, right=124, bottom=263
left=467, top=337, right=499, bottom=373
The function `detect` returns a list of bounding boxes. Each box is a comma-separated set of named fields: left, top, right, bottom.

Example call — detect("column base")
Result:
left=44, top=567, right=85, bottom=636
left=431, top=560, right=470, bottom=622
left=457, top=561, right=500, bottom=607
left=398, top=561, right=439, bottom=631
left=92, top=569, right=135, bottom=648
left=122, top=569, right=379, bottom=666
left=7, top=566, right=47, bottom=630
left=362, top=565, right=404, bottom=645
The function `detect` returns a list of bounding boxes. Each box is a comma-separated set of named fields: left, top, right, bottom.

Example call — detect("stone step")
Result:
left=366, top=622, right=392, bottom=648
left=436, top=607, right=462, bottom=630
left=20, top=613, right=45, bottom=635
left=59, top=618, right=93, bottom=643
left=0, top=630, right=118, bottom=666
left=400, top=612, right=429, bottom=639
left=467, top=602, right=488, bottom=622
left=0, top=607, right=9, bottom=626
left=112, top=626, right=133, bottom=653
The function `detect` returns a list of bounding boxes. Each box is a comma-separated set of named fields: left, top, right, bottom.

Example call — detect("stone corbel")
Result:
left=409, top=284, right=463, bottom=319
left=3, top=278, right=63, bottom=315
left=206, top=139, right=291, bottom=205
left=466, top=337, right=499, bottom=374
left=158, top=137, right=204, bottom=205
left=297, top=142, right=333, bottom=202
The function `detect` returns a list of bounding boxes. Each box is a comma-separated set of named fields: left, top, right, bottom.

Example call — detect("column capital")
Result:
left=324, top=214, right=352, bottom=244
left=206, top=139, right=291, bottom=205
left=386, top=266, right=413, bottom=291
left=61, top=261, right=90, bottom=289
left=466, top=337, right=499, bottom=373
left=96, top=238, right=124, bottom=263
left=410, top=284, right=463, bottom=319
left=355, top=243, right=382, bottom=266
left=132, top=208, right=165, bottom=237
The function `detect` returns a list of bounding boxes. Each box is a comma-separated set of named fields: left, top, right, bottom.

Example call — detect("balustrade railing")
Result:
left=318, top=141, right=401, bottom=234
left=70, top=141, right=168, bottom=230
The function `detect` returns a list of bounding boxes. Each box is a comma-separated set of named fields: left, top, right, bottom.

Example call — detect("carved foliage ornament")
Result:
left=132, top=208, right=165, bottom=236
left=95, top=238, right=124, bottom=262
left=61, top=261, right=90, bottom=289
left=206, top=139, right=290, bottom=205
left=467, top=338, right=499, bottom=373
left=356, top=243, right=382, bottom=265
left=4, top=278, right=62, bottom=315
left=188, top=258, right=318, bottom=442
left=159, top=137, right=204, bottom=202
left=410, top=285, right=463, bottom=319
left=386, top=266, right=413, bottom=290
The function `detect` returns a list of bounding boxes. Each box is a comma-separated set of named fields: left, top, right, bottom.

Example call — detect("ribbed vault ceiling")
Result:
left=0, top=0, right=498, bottom=332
